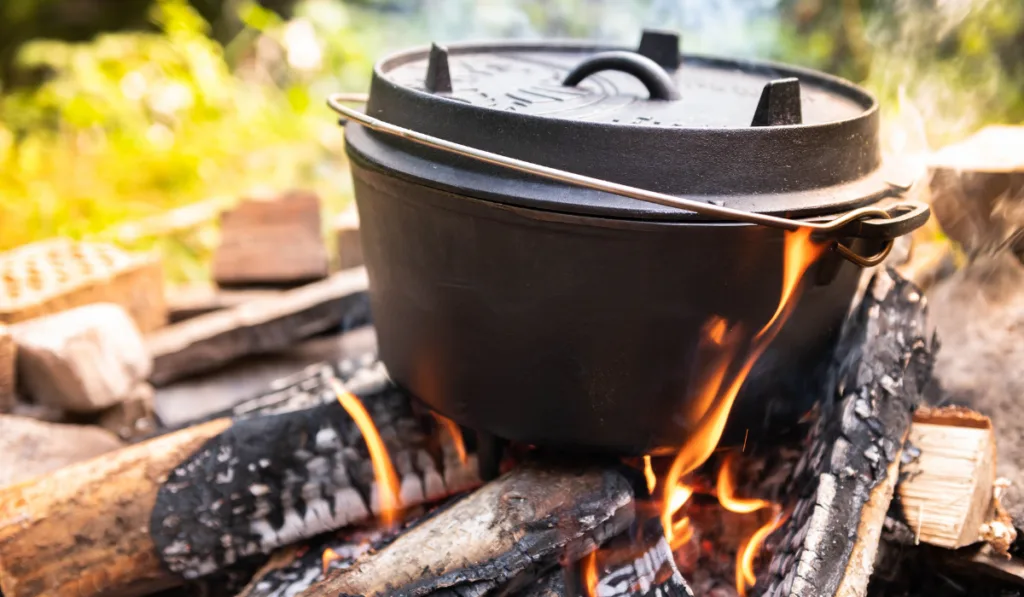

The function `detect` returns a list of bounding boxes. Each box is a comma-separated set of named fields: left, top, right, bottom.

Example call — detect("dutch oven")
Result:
left=328, top=30, right=930, bottom=455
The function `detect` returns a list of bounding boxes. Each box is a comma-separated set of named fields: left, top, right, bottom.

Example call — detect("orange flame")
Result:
left=717, top=453, right=769, bottom=514
left=737, top=511, right=788, bottom=596
left=321, top=547, right=341, bottom=575
left=433, top=413, right=468, bottom=465
left=581, top=550, right=599, bottom=597
left=662, top=229, right=825, bottom=557
left=330, top=378, right=401, bottom=527
left=643, top=455, right=657, bottom=494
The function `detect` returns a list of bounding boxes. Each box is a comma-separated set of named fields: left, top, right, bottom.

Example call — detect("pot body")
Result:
left=347, top=143, right=864, bottom=455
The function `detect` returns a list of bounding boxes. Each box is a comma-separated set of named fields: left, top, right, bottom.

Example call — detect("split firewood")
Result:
left=165, top=282, right=285, bottom=323
left=928, top=125, right=1024, bottom=258
left=300, top=461, right=643, bottom=597
left=0, top=323, right=14, bottom=412
left=896, top=406, right=1005, bottom=550
left=0, top=414, right=124, bottom=488
left=146, top=268, right=370, bottom=386
left=757, top=268, right=934, bottom=597
left=0, top=239, right=167, bottom=332
left=334, top=206, right=363, bottom=270
left=11, top=303, right=152, bottom=413
left=0, top=356, right=477, bottom=597
left=213, top=190, right=330, bottom=287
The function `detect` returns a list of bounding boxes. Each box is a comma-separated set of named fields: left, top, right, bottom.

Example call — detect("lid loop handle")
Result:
left=562, top=51, right=681, bottom=101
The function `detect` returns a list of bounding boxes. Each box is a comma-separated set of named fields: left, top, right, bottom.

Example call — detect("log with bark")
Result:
left=756, top=268, right=935, bottom=597
left=0, top=355, right=478, bottom=597
left=298, top=460, right=681, bottom=597
left=146, top=268, right=371, bottom=386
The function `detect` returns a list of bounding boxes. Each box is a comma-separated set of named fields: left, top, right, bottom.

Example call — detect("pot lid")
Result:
left=349, top=31, right=899, bottom=220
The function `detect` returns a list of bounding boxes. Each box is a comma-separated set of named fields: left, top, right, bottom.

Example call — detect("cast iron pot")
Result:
left=330, top=32, right=929, bottom=455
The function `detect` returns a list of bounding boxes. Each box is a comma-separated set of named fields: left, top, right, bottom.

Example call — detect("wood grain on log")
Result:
left=757, top=269, right=934, bottom=597
left=0, top=355, right=469, bottom=597
left=0, top=323, right=14, bottom=412
left=213, top=191, right=329, bottom=287
left=300, top=463, right=637, bottom=597
left=898, top=406, right=999, bottom=550
left=146, top=268, right=370, bottom=386
left=0, top=239, right=166, bottom=332
left=0, top=417, right=228, bottom=597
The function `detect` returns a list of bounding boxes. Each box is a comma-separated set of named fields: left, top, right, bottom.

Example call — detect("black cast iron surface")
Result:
left=359, top=36, right=894, bottom=220
left=341, top=32, right=916, bottom=454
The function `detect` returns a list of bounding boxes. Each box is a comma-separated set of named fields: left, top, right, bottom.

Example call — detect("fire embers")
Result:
left=582, top=229, right=826, bottom=597
left=149, top=359, right=478, bottom=579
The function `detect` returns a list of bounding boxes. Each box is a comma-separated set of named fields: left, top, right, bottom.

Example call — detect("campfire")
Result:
left=1, top=30, right=1023, bottom=597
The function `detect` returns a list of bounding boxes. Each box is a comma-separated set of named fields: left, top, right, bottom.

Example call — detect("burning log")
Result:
left=756, top=269, right=934, bottom=597
left=0, top=357, right=476, bottom=597
left=299, top=462, right=646, bottom=597
left=146, top=268, right=370, bottom=386
left=515, top=519, right=692, bottom=597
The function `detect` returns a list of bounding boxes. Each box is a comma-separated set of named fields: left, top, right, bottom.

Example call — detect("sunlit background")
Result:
left=1, top=0, right=1021, bottom=280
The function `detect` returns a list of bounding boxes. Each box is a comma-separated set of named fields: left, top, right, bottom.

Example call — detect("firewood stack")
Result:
left=2, top=174, right=1024, bottom=597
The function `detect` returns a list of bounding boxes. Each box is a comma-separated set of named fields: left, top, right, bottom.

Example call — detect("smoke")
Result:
left=418, top=0, right=780, bottom=57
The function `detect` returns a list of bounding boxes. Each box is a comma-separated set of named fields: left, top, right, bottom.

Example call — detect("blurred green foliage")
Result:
left=0, top=0, right=1021, bottom=281
left=0, top=0, right=381, bottom=280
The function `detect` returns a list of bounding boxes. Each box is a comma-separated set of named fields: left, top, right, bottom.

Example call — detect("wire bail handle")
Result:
left=327, top=93, right=929, bottom=268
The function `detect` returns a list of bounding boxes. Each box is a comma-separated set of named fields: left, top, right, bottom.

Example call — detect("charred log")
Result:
left=756, top=269, right=934, bottom=597
left=299, top=462, right=639, bottom=597
left=0, top=356, right=476, bottom=597
left=515, top=518, right=693, bottom=597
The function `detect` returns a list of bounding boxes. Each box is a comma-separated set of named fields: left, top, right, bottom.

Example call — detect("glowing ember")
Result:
left=321, top=547, right=341, bottom=575
left=717, top=452, right=770, bottom=514
left=737, top=511, right=788, bottom=596
left=329, top=378, right=401, bottom=527
left=433, top=413, right=468, bottom=465
left=660, top=228, right=827, bottom=589
left=581, top=550, right=599, bottom=597
left=643, top=455, right=657, bottom=494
